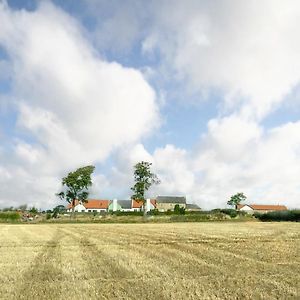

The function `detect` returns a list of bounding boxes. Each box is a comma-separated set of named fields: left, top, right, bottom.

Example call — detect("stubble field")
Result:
left=0, top=222, right=299, bottom=300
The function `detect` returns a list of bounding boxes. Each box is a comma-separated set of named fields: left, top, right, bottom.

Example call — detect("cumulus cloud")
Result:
left=1, top=0, right=300, bottom=210
left=90, top=0, right=300, bottom=209
left=145, top=0, right=300, bottom=119
left=0, top=2, right=159, bottom=208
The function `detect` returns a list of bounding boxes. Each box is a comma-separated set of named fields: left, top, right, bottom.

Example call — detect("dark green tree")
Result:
left=56, top=165, right=95, bottom=218
left=174, top=204, right=185, bottom=215
left=227, top=192, right=247, bottom=209
left=29, top=206, right=38, bottom=215
left=131, top=161, right=160, bottom=217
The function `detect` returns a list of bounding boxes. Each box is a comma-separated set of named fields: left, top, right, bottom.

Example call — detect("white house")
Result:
left=67, top=199, right=110, bottom=213
left=237, top=204, right=287, bottom=214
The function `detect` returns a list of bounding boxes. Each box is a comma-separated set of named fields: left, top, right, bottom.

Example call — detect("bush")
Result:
left=174, top=204, right=186, bottom=215
left=148, top=209, right=159, bottom=216
left=0, top=212, right=20, bottom=222
left=220, top=209, right=238, bottom=218
left=255, top=210, right=300, bottom=222
left=170, top=214, right=211, bottom=222
left=111, top=211, right=144, bottom=216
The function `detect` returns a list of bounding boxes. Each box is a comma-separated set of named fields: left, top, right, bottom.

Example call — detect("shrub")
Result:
left=111, top=211, right=144, bottom=216
left=255, top=210, right=300, bottom=222
left=0, top=212, right=20, bottom=222
left=174, top=204, right=186, bottom=215
left=220, top=209, right=238, bottom=218
left=170, top=214, right=211, bottom=222
left=148, top=209, right=159, bottom=215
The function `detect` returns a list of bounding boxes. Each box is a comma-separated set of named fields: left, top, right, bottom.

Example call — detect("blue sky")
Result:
left=1, top=0, right=300, bottom=209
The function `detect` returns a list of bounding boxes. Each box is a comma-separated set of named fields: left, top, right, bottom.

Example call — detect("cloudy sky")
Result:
left=1, top=0, right=300, bottom=209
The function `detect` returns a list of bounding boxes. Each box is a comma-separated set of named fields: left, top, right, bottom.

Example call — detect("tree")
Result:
left=131, top=161, right=160, bottom=217
left=56, top=165, right=95, bottom=218
left=18, top=204, right=27, bottom=211
left=174, top=204, right=185, bottom=215
left=29, top=207, right=38, bottom=214
left=227, top=192, right=246, bottom=209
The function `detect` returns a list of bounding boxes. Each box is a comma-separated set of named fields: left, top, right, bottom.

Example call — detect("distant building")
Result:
left=116, top=200, right=133, bottom=212
left=156, top=196, right=186, bottom=212
left=237, top=204, right=287, bottom=214
left=66, top=199, right=110, bottom=213
left=132, top=199, right=157, bottom=212
left=108, top=199, right=156, bottom=212
left=186, top=203, right=201, bottom=211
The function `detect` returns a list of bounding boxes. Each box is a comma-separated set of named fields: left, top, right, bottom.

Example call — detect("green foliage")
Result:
left=170, top=214, right=210, bottom=222
left=29, top=207, right=38, bottom=214
left=131, top=161, right=160, bottom=204
left=111, top=211, right=144, bottom=216
left=46, top=213, right=51, bottom=220
left=54, top=205, right=66, bottom=212
left=220, top=209, right=238, bottom=218
left=227, top=192, right=247, bottom=208
left=18, top=204, right=27, bottom=211
left=174, top=204, right=186, bottom=215
left=57, top=165, right=95, bottom=206
left=0, top=212, right=20, bottom=222
left=254, top=210, right=300, bottom=222
left=148, top=208, right=159, bottom=215
left=2, top=207, right=14, bottom=212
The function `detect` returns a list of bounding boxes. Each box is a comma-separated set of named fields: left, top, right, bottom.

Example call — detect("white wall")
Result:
left=240, top=205, right=253, bottom=211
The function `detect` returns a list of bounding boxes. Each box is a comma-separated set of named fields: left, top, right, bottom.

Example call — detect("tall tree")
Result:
left=131, top=161, right=160, bottom=217
left=57, top=165, right=95, bottom=218
left=227, top=192, right=247, bottom=209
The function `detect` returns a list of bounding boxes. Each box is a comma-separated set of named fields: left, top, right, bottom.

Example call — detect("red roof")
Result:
left=132, top=199, right=157, bottom=208
left=237, top=204, right=287, bottom=211
left=67, top=199, right=110, bottom=209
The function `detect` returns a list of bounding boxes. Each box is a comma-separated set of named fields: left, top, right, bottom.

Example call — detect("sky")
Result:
left=1, top=0, right=300, bottom=210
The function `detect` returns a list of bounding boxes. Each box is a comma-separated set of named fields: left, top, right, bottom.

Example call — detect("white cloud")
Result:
left=107, top=118, right=300, bottom=209
left=0, top=2, right=159, bottom=208
left=1, top=1, right=300, bottom=210
left=145, top=0, right=300, bottom=119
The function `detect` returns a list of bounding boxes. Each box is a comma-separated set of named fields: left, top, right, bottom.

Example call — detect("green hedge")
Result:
left=254, top=210, right=300, bottom=222
left=110, top=211, right=144, bottom=216
left=0, top=212, right=21, bottom=222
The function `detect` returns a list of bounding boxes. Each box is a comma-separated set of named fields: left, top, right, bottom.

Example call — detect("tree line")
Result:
left=56, top=162, right=246, bottom=218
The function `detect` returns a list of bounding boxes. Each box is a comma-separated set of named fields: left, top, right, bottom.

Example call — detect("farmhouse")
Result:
left=156, top=196, right=186, bottom=212
left=132, top=199, right=157, bottom=212
left=237, top=204, right=287, bottom=214
left=107, top=199, right=132, bottom=212
left=67, top=199, right=110, bottom=213
left=107, top=199, right=157, bottom=212
left=117, top=200, right=133, bottom=212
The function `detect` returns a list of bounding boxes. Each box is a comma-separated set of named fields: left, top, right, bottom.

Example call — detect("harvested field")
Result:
left=0, top=222, right=299, bottom=299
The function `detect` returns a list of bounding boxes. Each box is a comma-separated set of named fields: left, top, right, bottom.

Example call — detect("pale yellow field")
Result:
left=0, top=222, right=299, bottom=300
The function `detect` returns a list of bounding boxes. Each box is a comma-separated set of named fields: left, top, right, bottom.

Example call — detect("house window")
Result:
left=93, top=210, right=97, bottom=212
left=81, top=210, right=85, bottom=212
left=88, top=210, right=91, bottom=212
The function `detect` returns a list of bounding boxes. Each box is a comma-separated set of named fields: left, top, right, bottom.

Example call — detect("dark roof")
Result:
left=156, top=196, right=186, bottom=204
left=117, top=200, right=132, bottom=209
left=186, top=203, right=201, bottom=210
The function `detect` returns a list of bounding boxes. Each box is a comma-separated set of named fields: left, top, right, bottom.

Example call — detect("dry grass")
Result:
left=0, top=222, right=299, bottom=299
